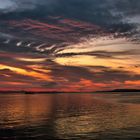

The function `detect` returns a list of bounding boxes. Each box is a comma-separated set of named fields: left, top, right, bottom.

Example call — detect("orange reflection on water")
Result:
left=0, top=94, right=53, bottom=128
left=54, top=94, right=140, bottom=138
left=0, top=93, right=140, bottom=139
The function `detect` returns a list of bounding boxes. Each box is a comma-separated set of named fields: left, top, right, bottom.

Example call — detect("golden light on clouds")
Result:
left=57, top=37, right=138, bottom=54
left=0, top=64, right=52, bottom=81
left=0, top=0, right=140, bottom=93
left=16, top=57, right=46, bottom=62
left=55, top=36, right=140, bottom=78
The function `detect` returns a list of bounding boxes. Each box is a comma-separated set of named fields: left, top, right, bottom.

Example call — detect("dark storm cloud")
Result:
left=0, top=40, right=36, bottom=53
left=0, top=0, right=139, bottom=43
left=0, top=17, right=103, bottom=56
left=0, top=0, right=53, bottom=13
left=0, top=0, right=139, bottom=25
left=110, top=0, right=140, bottom=16
left=0, top=0, right=119, bottom=25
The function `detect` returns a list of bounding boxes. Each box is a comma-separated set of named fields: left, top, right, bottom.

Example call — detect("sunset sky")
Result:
left=0, top=0, right=140, bottom=91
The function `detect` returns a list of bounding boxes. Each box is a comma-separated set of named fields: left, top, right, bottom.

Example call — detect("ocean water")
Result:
left=0, top=93, right=140, bottom=140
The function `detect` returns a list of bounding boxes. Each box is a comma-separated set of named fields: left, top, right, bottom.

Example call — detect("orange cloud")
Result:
left=125, top=80, right=140, bottom=86
left=0, top=64, right=52, bottom=81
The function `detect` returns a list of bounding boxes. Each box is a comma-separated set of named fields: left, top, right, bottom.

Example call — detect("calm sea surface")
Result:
left=0, top=93, right=140, bottom=140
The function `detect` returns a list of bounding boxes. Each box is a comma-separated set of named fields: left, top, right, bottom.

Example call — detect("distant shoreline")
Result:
left=98, top=89, right=140, bottom=93
left=0, top=89, right=140, bottom=94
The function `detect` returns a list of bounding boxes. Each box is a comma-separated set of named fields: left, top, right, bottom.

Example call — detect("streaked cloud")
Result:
left=0, top=0, right=140, bottom=91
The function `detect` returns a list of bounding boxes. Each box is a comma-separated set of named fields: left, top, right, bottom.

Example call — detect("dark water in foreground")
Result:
left=0, top=93, right=140, bottom=140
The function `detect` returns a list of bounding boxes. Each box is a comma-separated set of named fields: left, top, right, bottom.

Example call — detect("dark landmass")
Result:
left=98, top=89, right=140, bottom=93
left=0, top=89, right=140, bottom=94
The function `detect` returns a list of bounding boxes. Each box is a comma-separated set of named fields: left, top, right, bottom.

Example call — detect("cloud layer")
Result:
left=0, top=0, right=140, bottom=91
